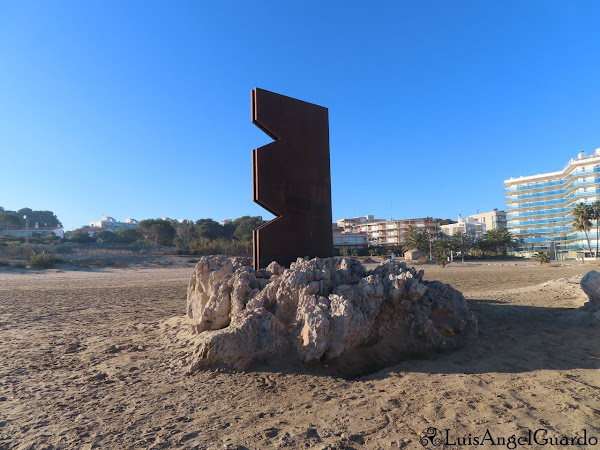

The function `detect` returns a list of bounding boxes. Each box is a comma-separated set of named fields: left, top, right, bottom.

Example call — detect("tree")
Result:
left=221, top=222, right=236, bottom=240
left=434, top=218, right=457, bottom=226
left=404, top=225, right=430, bottom=251
left=433, top=237, right=451, bottom=260
left=139, top=219, right=176, bottom=246
left=67, top=229, right=95, bottom=243
left=175, top=220, right=196, bottom=246
left=195, top=219, right=223, bottom=240
left=96, top=230, right=119, bottom=243
left=0, top=212, right=22, bottom=231
left=591, top=200, right=600, bottom=257
left=115, top=227, right=141, bottom=244
left=17, top=208, right=62, bottom=227
left=572, top=203, right=593, bottom=257
left=232, top=216, right=265, bottom=242
left=482, top=227, right=514, bottom=256
left=472, top=238, right=492, bottom=257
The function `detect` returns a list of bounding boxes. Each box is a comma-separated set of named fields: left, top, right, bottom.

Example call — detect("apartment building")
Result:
left=355, top=218, right=435, bottom=246
left=336, top=215, right=384, bottom=233
left=89, top=216, right=139, bottom=231
left=504, top=149, right=600, bottom=259
left=468, top=209, right=507, bottom=230
left=440, top=210, right=506, bottom=240
left=440, top=214, right=485, bottom=240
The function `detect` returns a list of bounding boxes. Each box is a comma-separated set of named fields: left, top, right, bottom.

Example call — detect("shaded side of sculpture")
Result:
left=251, top=88, right=334, bottom=270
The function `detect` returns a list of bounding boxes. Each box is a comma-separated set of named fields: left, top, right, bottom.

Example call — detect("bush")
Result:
left=30, top=253, right=58, bottom=269
left=187, top=258, right=198, bottom=264
left=532, top=251, right=551, bottom=265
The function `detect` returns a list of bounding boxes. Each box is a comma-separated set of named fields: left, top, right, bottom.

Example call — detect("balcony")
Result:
left=507, top=217, right=571, bottom=227
left=506, top=189, right=600, bottom=210
left=512, top=226, right=572, bottom=235
left=505, top=167, right=600, bottom=193
left=507, top=207, right=571, bottom=219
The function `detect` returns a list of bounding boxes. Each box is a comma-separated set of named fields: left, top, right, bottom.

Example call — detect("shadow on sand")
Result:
left=246, top=299, right=600, bottom=379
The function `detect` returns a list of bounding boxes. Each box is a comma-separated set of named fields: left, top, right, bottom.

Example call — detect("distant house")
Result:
left=332, top=226, right=369, bottom=249
left=3, top=223, right=64, bottom=239
left=89, top=216, right=139, bottom=232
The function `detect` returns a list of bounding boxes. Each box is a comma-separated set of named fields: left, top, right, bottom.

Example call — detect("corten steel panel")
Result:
left=251, top=88, right=334, bottom=270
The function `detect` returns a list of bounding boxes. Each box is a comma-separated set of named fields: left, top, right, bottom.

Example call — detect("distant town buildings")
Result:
left=89, top=216, right=139, bottom=231
left=335, top=216, right=435, bottom=246
left=505, top=149, right=600, bottom=259
left=336, top=215, right=384, bottom=233
left=440, top=215, right=485, bottom=239
left=440, top=210, right=506, bottom=240
left=3, top=223, right=64, bottom=239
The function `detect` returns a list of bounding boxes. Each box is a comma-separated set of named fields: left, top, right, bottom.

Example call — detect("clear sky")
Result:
left=1, top=1, right=599, bottom=230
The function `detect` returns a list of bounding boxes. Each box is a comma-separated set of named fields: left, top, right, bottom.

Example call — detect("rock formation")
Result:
left=578, top=270, right=600, bottom=322
left=184, top=256, right=477, bottom=376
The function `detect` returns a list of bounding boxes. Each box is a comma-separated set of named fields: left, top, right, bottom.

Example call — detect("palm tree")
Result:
left=405, top=225, right=429, bottom=251
left=483, top=227, right=514, bottom=256
left=572, top=202, right=593, bottom=257
left=591, top=200, right=600, bottom=257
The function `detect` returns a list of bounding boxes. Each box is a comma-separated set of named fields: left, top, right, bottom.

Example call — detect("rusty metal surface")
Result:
left=251, top=88, right=334, bottom=270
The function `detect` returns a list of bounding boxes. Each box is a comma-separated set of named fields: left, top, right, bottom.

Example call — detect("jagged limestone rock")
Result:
left=184, top=256, right=478, bottom=374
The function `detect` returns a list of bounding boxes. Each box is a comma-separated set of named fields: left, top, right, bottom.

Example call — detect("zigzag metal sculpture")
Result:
left=251, top=88, right=334, bottom=270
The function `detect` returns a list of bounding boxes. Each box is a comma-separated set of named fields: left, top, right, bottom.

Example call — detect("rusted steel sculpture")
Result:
left=251, top=88, right=334, bottom=270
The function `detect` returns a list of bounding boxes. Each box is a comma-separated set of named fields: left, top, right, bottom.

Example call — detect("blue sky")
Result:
left=1, top=1, right=599, bottom=230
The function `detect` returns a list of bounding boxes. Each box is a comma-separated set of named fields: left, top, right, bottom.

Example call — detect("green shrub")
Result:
left=532, top=251, right=551, bottom=265
left=187, top=258, right=198, bottom=264
left=30, top=253, right=57, bottom=269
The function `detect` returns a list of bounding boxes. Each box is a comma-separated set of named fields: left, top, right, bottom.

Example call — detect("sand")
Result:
left=1, top=261, right=599, bottom=449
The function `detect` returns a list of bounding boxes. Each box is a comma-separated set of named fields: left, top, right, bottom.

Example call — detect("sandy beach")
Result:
left=1, top=260, right=599, bottom=449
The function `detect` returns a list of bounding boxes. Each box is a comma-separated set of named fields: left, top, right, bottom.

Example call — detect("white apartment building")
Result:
left=440, top=210, right=506, bottom=240
left=89, top=216, right=139, bottom=231
left=505, top=149, right=600, bottom=259
left=440, top=215, right=485, bottom=240
left=468, top=209, right=507, bottom=230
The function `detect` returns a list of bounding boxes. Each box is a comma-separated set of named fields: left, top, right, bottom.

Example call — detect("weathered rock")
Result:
left=184, top=256, right=477, bottom=375
left=571, top=270, right=600, bottom=324
left=580, top=270, right=600, bottom=309
left=403, top=249, right=426, bottom=261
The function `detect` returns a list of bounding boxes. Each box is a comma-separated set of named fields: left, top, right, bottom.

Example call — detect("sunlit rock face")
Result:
left=185, top=256, right=477, bottom=376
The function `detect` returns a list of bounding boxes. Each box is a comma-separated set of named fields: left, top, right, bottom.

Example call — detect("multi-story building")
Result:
left=468, top=209, right=507, bottom=230
left=440, top=210, right=506, bottom=240
left=89, top=216, right=139, bottom=231
left=440, top=214, right=485, bottom=240
left=505, top=149, right=600, bottom=259
left=357, top=218, right=435, bottom=246
left=336, top=215, right=384, bottom=233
